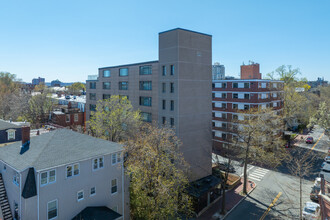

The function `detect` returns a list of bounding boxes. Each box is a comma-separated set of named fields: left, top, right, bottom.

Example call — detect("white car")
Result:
left=302, top=202, right=320, bottom=220
left=325, top=156, right=330, bottom=162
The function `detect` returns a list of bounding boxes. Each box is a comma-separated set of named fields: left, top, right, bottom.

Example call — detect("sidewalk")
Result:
left=197, top=178, right=256, bottom=220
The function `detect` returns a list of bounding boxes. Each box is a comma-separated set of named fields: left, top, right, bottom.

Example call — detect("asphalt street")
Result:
left=224, top=126, right=329, bottom=220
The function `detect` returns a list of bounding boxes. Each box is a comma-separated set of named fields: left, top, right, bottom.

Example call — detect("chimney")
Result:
left=22, top=126, right=30, bottom=145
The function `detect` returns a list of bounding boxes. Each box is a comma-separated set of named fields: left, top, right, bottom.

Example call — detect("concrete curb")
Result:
left=221, top=183, right=258, bottom=220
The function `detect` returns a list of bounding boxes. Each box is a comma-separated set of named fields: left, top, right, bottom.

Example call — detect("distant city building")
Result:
left=212, top=62, right=225, bottom=80
left=32, top=77, right=45, bottom=85
left=308, top=77, right=328, bottom=88
left=51, top=79, right=62, bottom=87
left=240, top=61, right=261, bottom=79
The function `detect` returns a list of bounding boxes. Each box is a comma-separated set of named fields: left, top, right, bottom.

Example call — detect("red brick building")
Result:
left=51, top=107, right=85, bottom=132
left=240, top=63, right=261, bottom=80
left=212, top=64, right=284, bottom=153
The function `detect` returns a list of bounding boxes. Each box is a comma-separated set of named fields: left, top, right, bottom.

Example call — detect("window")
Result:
left=77, top=190, right=84, bottom=201
left=244, top=94, right=250, bottom=99
left=233, top=104, right=238, bottom=109
left=93, top=157, right=104, bottom=170
left=162, top=100, right=166, bottom=110
left=119, top=95, right=129, bottom=100
left=244, top=83, right=250, bottom=88
left=41, top=170, right=56, bottom=186
left=244, top=105, right=250, bottom=110
left=223, top=83, right=227, bottom=88
left=49, top=170, right=56, bottom=183
left=212, top=112, right=215, bottom=118
left=66, top=164, right=79, bottom=178
left=117, top=153, right=121, bottom=163
left=90, top=187, right=96, bottom=196
left=162, top=117, right=166, bottom=125
left=47, top=200, right=57, bottom=220
left=141, top=112, right=152, bottom=122
left=119, top=68, right=128, bottom=76
left=140, top=65, right=152, bottom=75
left=103, top=82, right=111, bottom=90
left=139, top=97, right=152, bottom=106
left=103, top=94, right=111, bottom=100
left=111, top=179, right=117, bottom=194
left=7, top=130, right=15, bottom=140
left=222, top=103, right=226, bottom=109
left=212, top=93, right=215, bottom=99
left=90, top=82, right=96, bottom=89
left=170, top=65, right=174, bottom=75
left=66, top=115, right=70, bottom=123
left=170, top=118, right=174, bottom=127
left=170, top=83, right=174, bottom=93
left=89, top=93, right=96, bottom=100
left=90, top=104, right=96, bottom=111
left=74, top=164, right=79, bottom=175
left=233, top=93, right=238, bottom=99
left=233, top=83, right=238, bottom=88
left=103, top=70, right=111, bottom=77
left=222, top=133, right=227, bottom=140
left=74, top=114, right=78, bottom=122
left=13, top=172, right=19, bottom=186
left=162, top=65, right=166, bottom=76
left=222, top=93, right=227, bottom=99
left=162, top=83, right=166, bottom=93
left=170, top=100, right=174, bottom=111
left=233, top=114, right=238, bottom=120
left=119, top=82, right=128, bottom=90
left=140, top=81, right=152, bottom=90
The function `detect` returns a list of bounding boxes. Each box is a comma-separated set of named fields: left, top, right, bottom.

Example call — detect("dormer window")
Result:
left=7, top=129, right=16, bottom=140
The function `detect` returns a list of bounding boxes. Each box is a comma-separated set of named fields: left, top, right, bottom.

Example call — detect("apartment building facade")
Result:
left=212, top=77, right=284, bottom=152
left=0, top=129, right=126, bottom=220
left=86, top=28, right=212, bottom=182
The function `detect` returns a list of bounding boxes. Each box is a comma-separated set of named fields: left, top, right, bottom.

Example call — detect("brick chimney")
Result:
left=22, top=126, right=30, bottom=145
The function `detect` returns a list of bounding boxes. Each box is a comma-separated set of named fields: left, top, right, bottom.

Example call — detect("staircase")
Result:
left=0, top=174, right=13, bottom=220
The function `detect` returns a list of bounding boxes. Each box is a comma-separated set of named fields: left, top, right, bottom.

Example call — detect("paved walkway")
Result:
left=197, top=178, right=256, bottom=220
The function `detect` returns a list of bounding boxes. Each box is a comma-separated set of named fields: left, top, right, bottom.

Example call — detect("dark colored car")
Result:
left=306, top=137, right=313, bottom=144
left=310, top=185, right=320, bottom=202
left=217, top=163, right=235, bottom=173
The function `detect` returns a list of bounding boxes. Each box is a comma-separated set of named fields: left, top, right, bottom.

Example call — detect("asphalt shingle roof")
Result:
left=0, top=120, right=20, bottom=130
left=0, top=129, right=123, bottom=171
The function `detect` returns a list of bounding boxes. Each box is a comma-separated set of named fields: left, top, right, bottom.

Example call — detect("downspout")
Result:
left=37, top=172, right=39, bottom=220
left=122, top=159, right=124, bottom=220
left=20, top=172, right=22, bottom=219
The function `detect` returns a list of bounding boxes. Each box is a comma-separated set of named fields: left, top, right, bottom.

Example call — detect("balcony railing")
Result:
left=87, top=75, right=98, bottom=80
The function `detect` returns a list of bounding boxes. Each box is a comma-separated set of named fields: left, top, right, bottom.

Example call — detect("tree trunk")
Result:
left=221, top=184, right=226, bottom=215
left=243, top=145, right=249, bottom=194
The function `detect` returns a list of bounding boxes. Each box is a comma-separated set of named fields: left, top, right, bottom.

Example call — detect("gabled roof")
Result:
left=0, top=120, right=20, bottom=130
left=72, top=206, right=122, bottom=220
left=0, top=129, right=123, bottom=171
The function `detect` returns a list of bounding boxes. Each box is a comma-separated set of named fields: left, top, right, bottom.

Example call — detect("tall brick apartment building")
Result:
left=86, top=28, right=212, bottom=182
left=212, top=63, right=284, bottom=152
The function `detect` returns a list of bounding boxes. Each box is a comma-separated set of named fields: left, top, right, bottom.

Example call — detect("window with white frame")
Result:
left=74, top=114, right=78, bottom=122
left=66, top=164, right=79, bottom=178
left=92, top=157, right=104, bottom=170
left=90, top=187, right=96, bottom=196
left=111, top=179, right=117, bottom=194
left=112, top=154, right=117, bottom=165
left=273, top=92, right=277, bottom=98
left=41, top=170, right=56, bottom=186
left=117, top=153, right=121, bottom=163
left=47, top=200, right=57, bottom=220
left=77, top=190, right=84, bottom=201
left=7, top=130, right=15, bottom=140
left=273, top=102, right=278, bottom=107
left=13, top=172, right=19, bottom=186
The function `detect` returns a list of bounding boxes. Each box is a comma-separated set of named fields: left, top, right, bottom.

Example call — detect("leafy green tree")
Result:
left=87, top=95, right=141, bottom=142
left=125, top=123, right=193, bottom=219
left=33, top=83, right=47, bottom=93
left=308, top=102, right=329, bottom=132
left=67, top=82, right=85, bottom=95
left=24, top=94, right=54, bottom=128
left=234, top=108, right=285, bottom=194
left=0, top=72, right=21, bottom=119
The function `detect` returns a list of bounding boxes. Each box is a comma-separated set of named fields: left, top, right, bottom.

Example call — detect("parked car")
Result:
left=302, top=202, right=320, bottom=219
left=310, top=185, right=320, bottom=202
left=306, top=137, right=314, bottom=144
left=325, top=156, right=330, bottom=163
left=217, top=163, right=235, bottom=173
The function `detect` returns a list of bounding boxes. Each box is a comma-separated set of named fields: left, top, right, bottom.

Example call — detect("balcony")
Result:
left=88, top=75, right=98, bottom=80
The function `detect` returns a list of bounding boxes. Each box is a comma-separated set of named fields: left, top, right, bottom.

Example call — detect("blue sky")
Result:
left=1, top=0, right=329, bottom=83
